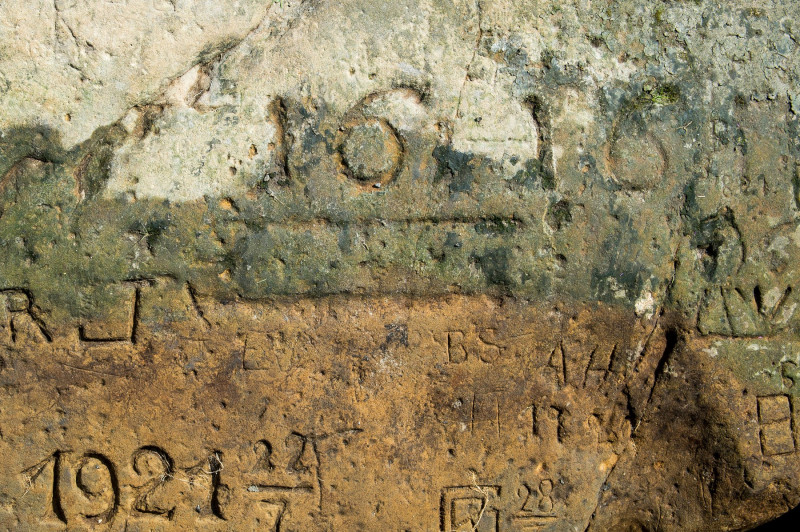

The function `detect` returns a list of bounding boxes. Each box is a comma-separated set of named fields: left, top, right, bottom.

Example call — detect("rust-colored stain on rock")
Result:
left=1, top=0, right=800, bottom=529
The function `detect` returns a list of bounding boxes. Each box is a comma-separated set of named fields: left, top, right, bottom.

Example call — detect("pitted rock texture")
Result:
left=1, top=0, right=800, bottom=529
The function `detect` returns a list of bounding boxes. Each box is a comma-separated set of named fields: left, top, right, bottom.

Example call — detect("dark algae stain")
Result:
left=472, top=247, right=513, bottom=287
left=473, top=218, right=516, bottom=236
left=546, top=200, right=572, bottom=231
left=512, top=158, right=553, bottom=190
left=0, top=126, right=66, bottom=177
left=432, top=145, right=474, bottom=193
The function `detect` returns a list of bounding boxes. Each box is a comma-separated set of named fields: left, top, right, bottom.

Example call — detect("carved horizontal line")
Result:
left=206, top=215, right=527, bottom=228
left=249, top=484, right=314, bottom=492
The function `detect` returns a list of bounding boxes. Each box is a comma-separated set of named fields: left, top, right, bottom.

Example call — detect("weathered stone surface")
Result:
left=1, top=0, right=800, bottom=529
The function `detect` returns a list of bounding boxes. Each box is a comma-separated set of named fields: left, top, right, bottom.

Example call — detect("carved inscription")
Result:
left=0, top=293, right=698, bottom=528
left=79, top=281, right=148, bottom=343
left=447, top=330, right=502, bottom=364
left=1, top=0, right=799, bottom=525
left=250, top=499, right=285, bottom=531
left=512, top=478, right=557, bottom=530
left=441, top=485, right=501, bottom=532
left=0, top=289, right=51, bottom=344
left=22, top=447, right=225, bottom=526
left=441, top=476, right=563, bottom=532
left=131, top=446, right=177, bottom=518
left=757, top=395, right=797, bottom=456
left=449, top=391, right=505, bottom=438
left=246, top=433, right=318, bottom=492
left=699, top=285, right=796, bottom=337
left=21, top=451, right=120, bottom=526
